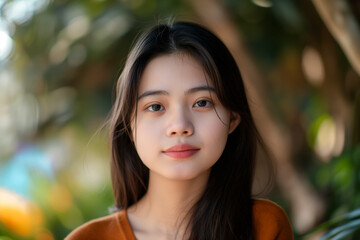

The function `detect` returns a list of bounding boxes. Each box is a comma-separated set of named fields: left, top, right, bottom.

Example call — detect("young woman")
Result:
left=66, top=21, right=294, bottom=240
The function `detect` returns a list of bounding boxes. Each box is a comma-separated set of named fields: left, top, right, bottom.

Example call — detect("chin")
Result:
left=161, top=168, right=210, bottom=181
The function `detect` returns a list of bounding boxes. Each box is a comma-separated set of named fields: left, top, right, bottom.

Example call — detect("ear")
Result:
left=129, top=130, right=134, bottom=142
left=129, top=114, right=136, bottom=142
left=228, top=112, right=241, bottom=134
left=129, top=122, right=135, bottom=143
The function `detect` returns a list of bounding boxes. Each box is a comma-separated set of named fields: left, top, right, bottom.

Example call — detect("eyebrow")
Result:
left=137, top=85, right=216, bottom=100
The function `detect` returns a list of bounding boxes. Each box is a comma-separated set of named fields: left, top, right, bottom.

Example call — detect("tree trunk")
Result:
left=186, top=0, right=325, bottom=233
left=312, top=0, right=360, bottom=77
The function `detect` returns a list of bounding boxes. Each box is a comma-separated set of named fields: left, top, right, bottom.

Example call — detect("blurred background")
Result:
left=0, top=0, right=359, bottom=239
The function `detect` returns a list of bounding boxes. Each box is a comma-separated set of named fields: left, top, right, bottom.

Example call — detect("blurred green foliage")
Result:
left=301, top=206, right=360, bottom=240
left=304, top=144, right=360, bottom=239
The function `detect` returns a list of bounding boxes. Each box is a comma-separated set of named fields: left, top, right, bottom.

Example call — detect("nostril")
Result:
left=167, top=126, right=193, bottom=136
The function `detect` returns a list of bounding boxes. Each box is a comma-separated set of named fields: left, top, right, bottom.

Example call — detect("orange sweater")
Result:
left=65, top=199, right=294, bottom=240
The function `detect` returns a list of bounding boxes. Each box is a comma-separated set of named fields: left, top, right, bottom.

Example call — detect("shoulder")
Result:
left=252, top=198, right=294, bottom=240
left=65, top=210, right=133, bottom=240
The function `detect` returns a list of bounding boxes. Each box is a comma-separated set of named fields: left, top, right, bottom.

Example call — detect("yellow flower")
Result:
left=0, top=188, right=43, bottom=237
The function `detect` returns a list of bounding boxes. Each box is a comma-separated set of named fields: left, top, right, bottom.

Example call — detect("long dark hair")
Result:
left=109, top=21, right=262, bottom=239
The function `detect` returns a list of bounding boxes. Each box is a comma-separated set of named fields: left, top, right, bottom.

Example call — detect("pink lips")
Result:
left=163, top=144, right=200, bottom=159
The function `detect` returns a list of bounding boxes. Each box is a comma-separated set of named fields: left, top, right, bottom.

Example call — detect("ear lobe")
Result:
left=129, top=125, right=135, bottom=143
left=129, top=131, right=134, bottom=142
left=129, top=117, right=136, bottom=142
left=228, top=112, right=241, bottom=134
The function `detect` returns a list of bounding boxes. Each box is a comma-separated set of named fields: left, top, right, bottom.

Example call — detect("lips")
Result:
left=163, top=144, right=200, bottom=159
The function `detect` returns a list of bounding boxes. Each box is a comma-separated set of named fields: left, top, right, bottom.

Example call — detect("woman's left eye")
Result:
left=146, top=104, right=164, bottom=112
left=193, top=100, right=212, bottom=108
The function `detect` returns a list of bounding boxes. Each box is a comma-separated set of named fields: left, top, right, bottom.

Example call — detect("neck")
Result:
left=127, top=171, right=209, bottom=238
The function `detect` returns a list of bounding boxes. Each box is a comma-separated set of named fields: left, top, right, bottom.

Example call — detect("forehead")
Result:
left=138, top=53, right=213, bottom=93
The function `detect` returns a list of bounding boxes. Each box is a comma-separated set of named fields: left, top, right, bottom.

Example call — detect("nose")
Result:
left=166, top=107, right=194, bottom=137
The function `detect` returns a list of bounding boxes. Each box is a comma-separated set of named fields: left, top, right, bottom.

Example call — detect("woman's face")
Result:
left=132, top=53, right=240, bottom=181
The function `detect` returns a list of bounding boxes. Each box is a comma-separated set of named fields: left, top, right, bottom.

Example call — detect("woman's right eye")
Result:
left=146, top=104, right=164, bottom=112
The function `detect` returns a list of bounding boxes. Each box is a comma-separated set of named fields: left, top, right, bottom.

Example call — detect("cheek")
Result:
left=199, top=117, right=228, bottom=137
left=197, top=110, right=230, bottom=156
left=132, top=117, right=163, bottom=159
left=204, top=121, right=229, bottom=151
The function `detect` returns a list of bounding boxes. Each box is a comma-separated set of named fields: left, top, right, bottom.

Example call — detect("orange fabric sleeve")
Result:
left=64, top=210, right=135, bottom=240
left=65, top=199, right=294, bottom=239
left=253, top=199, right=294, bottom=240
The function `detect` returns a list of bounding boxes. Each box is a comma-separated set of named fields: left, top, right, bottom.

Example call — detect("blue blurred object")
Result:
left=0, top=145, right=54, bottom=198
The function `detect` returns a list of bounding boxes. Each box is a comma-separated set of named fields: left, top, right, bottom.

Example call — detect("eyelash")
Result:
left=146, top=104, right=164, bottom=112
left=145, top=99, right=213, bottom=112
left=193, top=99, right=213, bottom=108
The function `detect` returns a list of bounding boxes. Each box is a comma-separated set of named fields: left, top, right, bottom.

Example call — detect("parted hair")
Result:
left=108, top=21, right=263, bottom=239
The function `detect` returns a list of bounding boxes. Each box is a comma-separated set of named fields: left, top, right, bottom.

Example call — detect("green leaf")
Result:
left=320, top=219, right=360, bottom=240
left=330, top=227, right=359, bottom=240
left=300, top=208, right=360, bottom=239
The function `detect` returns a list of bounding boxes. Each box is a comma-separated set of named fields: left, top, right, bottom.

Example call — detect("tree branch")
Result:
left=312, top=0, right=360, bottom=76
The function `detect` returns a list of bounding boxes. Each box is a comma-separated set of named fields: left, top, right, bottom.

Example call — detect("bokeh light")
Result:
left=302, top=46, right=325, bottom=87
left=0, top=31, right=13, bottom=62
